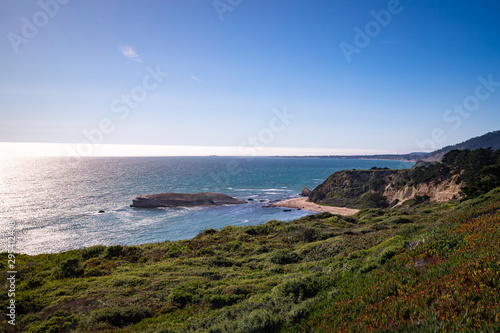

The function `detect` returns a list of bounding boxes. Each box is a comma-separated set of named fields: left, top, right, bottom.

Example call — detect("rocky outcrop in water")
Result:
left=300, top=187, right=311, bottom=197
left=131, top=192, right=247, bottom=208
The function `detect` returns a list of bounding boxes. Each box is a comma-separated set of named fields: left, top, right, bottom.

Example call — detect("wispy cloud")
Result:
left=118, top=46, right=143, bottom=62
left=189, top=76, right=202, bottom=82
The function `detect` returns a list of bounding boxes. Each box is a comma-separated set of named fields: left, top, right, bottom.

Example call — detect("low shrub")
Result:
left=274, top=273, right=335, bottom=302
left=102, top=245, right=124, bottom=259
left=300, top=242, right=342, bottom=262
left=286, top=298, right=317, bottom=324
left=204, top=293, right=246, bottom=308
left=269, top=249, right=301, bottom=265
left=201, top=228, right=217, bottom=235
left=359, top=263, right=378, bottom=274
left=378, top=247, right=398, bottom=264
left=234, top=309, right=280, bottom=333
left=396, top=224, right=423, bottom=237
left=427, top=230, right=465, bottom=256
left=88, top=306, right=151, bottom=328
left=224, top=241, right=242, bottom=251
left=81, top=245, right=106, bottom=260
left=208, top=256, right=234, bottom=267
left=253, top=245, right=271, bottom=254
left=27, top=315, right=77, bottom=333
left=169, top=280, right=211, bottom=307
left=359, top=192, right=389, bottom=209
left=164, top=244, right=188, bottom=258
left=387, top=216, right=413, bottom=224
left=196, top=247, right=214, bottom=256
left=316, top=212, right=333, bottom=219
left=52, top=259, right=83, bottom=279
left=110, top=275, right=147, bottom=288
left=245, top=227, right=258, bottom=236
left=347, top=249, right=369, bottom=260
left=21, top=314, right=42, bottom=326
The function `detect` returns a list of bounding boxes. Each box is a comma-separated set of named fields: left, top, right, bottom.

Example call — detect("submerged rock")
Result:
left=130, top=192, right=247, bottom=208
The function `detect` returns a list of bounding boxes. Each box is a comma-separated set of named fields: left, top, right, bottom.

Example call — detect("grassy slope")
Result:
left=294, top=189, right=500, bottom=332
left=1, top=189, right=499, bottom=332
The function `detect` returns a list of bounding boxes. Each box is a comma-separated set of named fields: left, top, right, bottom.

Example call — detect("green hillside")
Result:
left=303, top=130, right=500, bottom=162
left=295, top=189, right=500, bottom=332
left=426, top=130, right=500, bottom=161
left=309, top=148, right=500, bottom=209
left=2, top=189, right=500, bottom=332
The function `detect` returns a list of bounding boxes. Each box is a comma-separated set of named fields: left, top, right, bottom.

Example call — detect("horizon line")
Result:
left=0, top=142, right=433, bottom=158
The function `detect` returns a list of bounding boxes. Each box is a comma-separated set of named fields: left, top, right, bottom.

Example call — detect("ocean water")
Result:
left=0, top=156, right=413, bottom=254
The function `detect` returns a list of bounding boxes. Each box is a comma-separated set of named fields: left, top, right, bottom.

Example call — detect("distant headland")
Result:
left=280, top=130, right=500, bottom=162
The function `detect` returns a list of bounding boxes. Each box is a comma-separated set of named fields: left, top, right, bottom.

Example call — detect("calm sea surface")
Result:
left=0, top=157, right=413, bottom=254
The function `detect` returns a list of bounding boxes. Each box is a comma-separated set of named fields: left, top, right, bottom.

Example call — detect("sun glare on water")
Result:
left=0, top=142, right=391, bottom=158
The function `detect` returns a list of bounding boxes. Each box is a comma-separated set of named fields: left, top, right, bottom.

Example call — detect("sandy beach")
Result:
left=270, top=197, right=359, bottom=216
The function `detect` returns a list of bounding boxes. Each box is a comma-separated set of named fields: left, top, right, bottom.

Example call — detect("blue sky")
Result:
left=1, top=0, right=499, bottom=156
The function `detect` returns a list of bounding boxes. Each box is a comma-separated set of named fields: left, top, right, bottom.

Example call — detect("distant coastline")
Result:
left=278, top=130, right=500, bottom=162
left=278, top=154, right=427, bottom=163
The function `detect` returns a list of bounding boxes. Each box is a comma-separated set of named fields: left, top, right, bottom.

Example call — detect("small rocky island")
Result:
left=130, top=192, right=247, bottom=208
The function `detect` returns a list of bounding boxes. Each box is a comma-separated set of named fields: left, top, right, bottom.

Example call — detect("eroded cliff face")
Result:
left=309, top=169, right=463, bottom=209
left=383, top=174, right=463, bottom=206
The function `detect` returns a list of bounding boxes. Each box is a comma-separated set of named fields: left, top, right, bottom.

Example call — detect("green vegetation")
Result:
left=297, top=188, right=500, bottom=332
left=309, top=169, right=395, bottom=208
left=427, top=130, right=500, bottom=161
left=316, top=130, right=500, bottom=162
left=310, top=148, right=500, bottom=209
left=1, top=187, right=499, bottom=332
left=442, top=147, right=500, bottom=198
left=1, top=149, right=500, bottom=332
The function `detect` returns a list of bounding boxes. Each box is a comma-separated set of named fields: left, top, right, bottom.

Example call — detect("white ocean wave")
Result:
left=261, top=188, right=292, bottom=192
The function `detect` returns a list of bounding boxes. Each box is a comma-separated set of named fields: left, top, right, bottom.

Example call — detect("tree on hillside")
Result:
left=462, top=160, right=500, bottom=198
left=442, top=148, right=497, bottom=185
left=439, top=148, right=500, bottom=198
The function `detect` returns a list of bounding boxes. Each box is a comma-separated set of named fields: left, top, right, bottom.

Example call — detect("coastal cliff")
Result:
left=309, top=169, right=397, bottom=208
left=382, top=173, right=462, bottom=205
left=309, top=147, right=500, bottom=209
left=131, top=192, right=247, bottom=208
left=309, top=164, right=463, bottom=209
